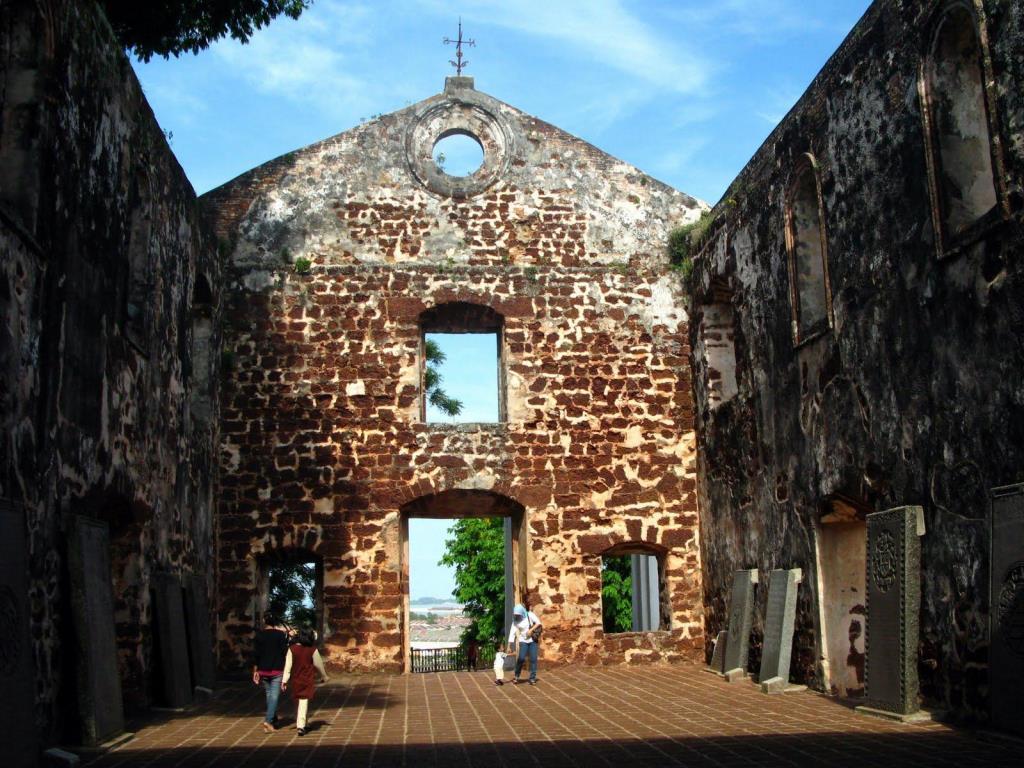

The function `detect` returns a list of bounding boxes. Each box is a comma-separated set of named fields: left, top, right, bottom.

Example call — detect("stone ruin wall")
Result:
left=688, top=0, right=1024, bottom=720
left=0, top=0, right=220, bottom=740
left=205, top=80, right=707, bottom=672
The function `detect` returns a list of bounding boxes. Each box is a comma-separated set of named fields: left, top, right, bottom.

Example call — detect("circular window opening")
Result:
left=433, top=132, right=484, bottom=177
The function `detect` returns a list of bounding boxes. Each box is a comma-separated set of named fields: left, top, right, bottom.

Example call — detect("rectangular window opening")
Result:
left=601, top=553, right=664, bottom=633
left=423, top=332, right=502, bottom=423
left=265, top=560, right=320, bottom=634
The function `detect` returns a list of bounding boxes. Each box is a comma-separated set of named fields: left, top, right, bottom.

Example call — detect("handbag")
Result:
left=528, top=616, right=543, bottom=641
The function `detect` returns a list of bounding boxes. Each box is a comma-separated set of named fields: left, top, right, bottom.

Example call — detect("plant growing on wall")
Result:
left=668, top=211, right=714, bottom=280
left=424, top=339, right=463, bottom=417
left=440, top=517, right=505, bottom=644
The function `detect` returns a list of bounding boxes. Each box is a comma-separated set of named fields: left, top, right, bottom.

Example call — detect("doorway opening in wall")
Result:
left=601, top=546, right=667, bottom=633
left=257, top=550, right=324, bottom=640
left=420, top=303, right=505, bottom=423
left=402, top=490, right=525, bottom=673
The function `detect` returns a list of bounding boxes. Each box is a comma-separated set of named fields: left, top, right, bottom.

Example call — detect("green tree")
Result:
left=267, top=562, right=316, bottom=629
left=101, top=1, right=311, bottom=62
left=601, top=556, right=633, bottom=633
left=424, top=338, right=463, bottom=417
left=439, top=518, right=504, bottom=643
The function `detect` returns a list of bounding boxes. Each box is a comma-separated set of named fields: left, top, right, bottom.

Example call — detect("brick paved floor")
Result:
left=84, top=665, right=1020, bottom=768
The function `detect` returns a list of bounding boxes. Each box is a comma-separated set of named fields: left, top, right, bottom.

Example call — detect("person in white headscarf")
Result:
left=507, top=603, right=543, bottom=685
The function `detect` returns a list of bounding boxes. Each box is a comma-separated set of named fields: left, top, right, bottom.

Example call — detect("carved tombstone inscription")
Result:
left=759, top=568, right=803, bottom=693
left=183, top=574, right=217, bottom=692
left=861, top=506, right=925, bottom=716
left=67, top=515, right=124, bottom=745
left=152, top=573, right=193, bottom=708
left=723, top=569, right=758, bottom=680
left=990, top=483, right=1024, bottom=737
left=0, top=501, right=38, bottom=767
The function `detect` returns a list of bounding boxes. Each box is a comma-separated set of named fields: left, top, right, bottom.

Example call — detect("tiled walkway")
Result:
left=85, top=665, right=1020, bottom=767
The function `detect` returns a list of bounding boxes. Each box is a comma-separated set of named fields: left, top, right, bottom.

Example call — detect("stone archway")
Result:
left=399, top=489, right=527, bottom=673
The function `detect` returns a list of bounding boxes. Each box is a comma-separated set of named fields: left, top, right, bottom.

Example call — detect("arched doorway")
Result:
left=399, top=489, right=527, bottom=673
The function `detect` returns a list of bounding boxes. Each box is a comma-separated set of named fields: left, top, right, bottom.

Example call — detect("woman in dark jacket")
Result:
left=252, top=614, right=289, bottom=733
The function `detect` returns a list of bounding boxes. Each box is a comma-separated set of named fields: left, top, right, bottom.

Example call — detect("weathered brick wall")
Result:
left=0, top=0, right=220, bottom=741
left=689, top=0, right=1024, bottom=720
left=206, top=79, right=706, bottom=672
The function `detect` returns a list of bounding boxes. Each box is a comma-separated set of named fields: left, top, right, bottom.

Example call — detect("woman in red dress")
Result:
left=282, top=629, right=330, bottom=736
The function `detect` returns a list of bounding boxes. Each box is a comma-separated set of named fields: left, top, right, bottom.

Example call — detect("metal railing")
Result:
left=410, top=644, right=499, bottom=673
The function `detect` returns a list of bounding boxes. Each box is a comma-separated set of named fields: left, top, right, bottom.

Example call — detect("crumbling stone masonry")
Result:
left=204, top=77, right=707, bottom=672
left=689, top=0, right=1024, bottom=721
left=0, top=0, right=220, bottom=746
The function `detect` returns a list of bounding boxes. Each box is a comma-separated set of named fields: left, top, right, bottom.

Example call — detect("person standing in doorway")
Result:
left=252, top=613, right=289, bottom=733
left=507, top=603, right=543, bottom=685
left=282, top=629, right=330, bottom=736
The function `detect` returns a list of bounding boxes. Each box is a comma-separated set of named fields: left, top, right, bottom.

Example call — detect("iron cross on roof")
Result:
left=443, top=18, right=475, bottom=76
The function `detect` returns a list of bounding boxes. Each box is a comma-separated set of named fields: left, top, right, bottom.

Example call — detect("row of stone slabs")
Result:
left=708, top=500, right=1024, bottom=736
left=0, top=505, right=217, bottom=766
left=66, top=514, right=218, bottom=746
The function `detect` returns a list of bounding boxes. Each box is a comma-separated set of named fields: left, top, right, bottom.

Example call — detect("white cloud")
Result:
left=414, top=0, right=710, bottom=95
left=753, top=83, right=804, bottom=126
left=653, top=135, right=712, bottom=176
left=672, top=0, right=850, bottom=42
left=211, top=2, right=380, bottom=118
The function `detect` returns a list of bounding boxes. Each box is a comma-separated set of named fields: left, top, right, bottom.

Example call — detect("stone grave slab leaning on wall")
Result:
left=183, top=574, right=217, bottom=694
left=722, top=569, right=758, bottom=682
left=0, top=500, right=38, bottom=767
left=66, top=515, right=125, bottom=746
left=758, top=568, right=803, bottom=694
left=151, top=573, right=193, bottom=708
left=857, top=506, right=925, bottom=720
left=990, top=483, right=1024, bottom=737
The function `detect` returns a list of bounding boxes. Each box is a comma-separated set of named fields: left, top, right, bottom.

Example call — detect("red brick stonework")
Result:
left=204, top=77, right=706, bottom=673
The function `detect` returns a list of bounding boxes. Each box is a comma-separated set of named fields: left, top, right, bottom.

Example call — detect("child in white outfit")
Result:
left=493, top=646, right=508, bottom=685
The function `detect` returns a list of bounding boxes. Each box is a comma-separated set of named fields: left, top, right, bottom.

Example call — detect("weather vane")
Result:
left=443, top=18, right=475, bottom=76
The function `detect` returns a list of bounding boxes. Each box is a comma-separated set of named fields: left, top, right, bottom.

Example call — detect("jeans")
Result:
left=261, top=675, right=282, bottom=724
left=515, top=641, right=539, bottom=682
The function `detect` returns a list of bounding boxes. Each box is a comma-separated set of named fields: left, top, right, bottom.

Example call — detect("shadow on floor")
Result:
left=83, top=729, right=1024, bottom=768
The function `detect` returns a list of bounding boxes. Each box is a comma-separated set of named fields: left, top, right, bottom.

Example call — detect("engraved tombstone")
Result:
left=990, top=483, right=1024, bottom=737
left=151, top=573, right=193, bottom=708
left=182, top=574, right=217, bottom=692
left=0, top=501, right=38, bottom=767
left=859, top=506, right=925, bottom=717
left=723, top=569, right=758, bottom=681
left=758, top=568, right=803, bottom=693
left=66, top=515, right=125, bottom=746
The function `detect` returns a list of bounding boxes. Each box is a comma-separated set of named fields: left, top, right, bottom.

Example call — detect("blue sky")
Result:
left=132, top=0, right=872, bottom=600
left=134, top=0, right=871, bottom=204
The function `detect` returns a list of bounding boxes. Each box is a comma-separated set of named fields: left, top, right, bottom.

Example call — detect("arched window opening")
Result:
left=785, top=159, right=831, bottom=344
left=600, top=543, right=668, bottom=634
left=256, top=548, right=324, bottom=641
left=924, top=4, right=998, bottom=242
left=190, top=273, right=214, bottom=426
left=697, top=279, right=738, bottom=410
left=419, top=302, right=505, bottom=423
left=124, top=172, right=154, bottom=354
